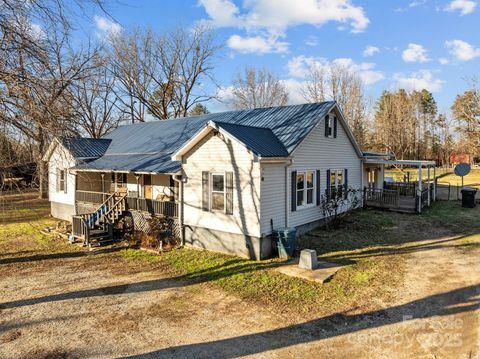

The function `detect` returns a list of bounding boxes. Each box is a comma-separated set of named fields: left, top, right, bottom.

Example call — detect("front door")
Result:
left=144, top=174, right=153, bottom=199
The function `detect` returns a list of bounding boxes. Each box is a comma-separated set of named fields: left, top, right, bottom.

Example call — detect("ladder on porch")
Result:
left=73, top=192, right=127, bottom=247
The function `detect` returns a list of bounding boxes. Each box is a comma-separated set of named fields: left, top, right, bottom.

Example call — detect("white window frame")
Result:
left=296, top=170, right=316, bottom=209
left=58, top=169, right=66, bottom=193
left=329, top=169, right=344, bottom=195
left=327, top=116, right=334, bottom=138
left=210, top=172, right=226, bottom=212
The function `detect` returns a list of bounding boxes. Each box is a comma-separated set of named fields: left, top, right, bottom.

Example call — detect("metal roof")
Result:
left=61, top=137, right=111, bottom=159
left=75, top=102, right=336, bottom=173
left=75, top=153, right=181, bottom=173
left=212, top=121, right=288, bottom=157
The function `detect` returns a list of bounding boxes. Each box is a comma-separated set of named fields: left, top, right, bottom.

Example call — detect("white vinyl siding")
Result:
left=260, top=163, right=286, bottom=235
left=288, top=111, right=362, bottom=228
left=183, top=131, right=261, bottom=238
left=48, top=145, right=76, bottom=206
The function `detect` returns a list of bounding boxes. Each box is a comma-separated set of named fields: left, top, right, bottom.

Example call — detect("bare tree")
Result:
left=71, top=53, right=124, bottom=137
left=230, top=66, right=288, bottom=110
left=0, top=0, right=102, bottom=197
left=301, top=64, right=368, bottom=147
left=110, top=25, right=219, bottom=120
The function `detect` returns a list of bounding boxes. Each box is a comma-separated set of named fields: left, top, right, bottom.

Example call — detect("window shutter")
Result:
left=326, top=169, right=331, bottom=200
left=202, top=171, right=209, bottom=211
left=291, top=171, right=297, bottom=212
left=225, top=172, right=233, bottom=215
left=344, top=168, right=348, bottom=199
left=333, top=116, right=338, bottom=138
left=64, top=169, right=67, bottom=194
left=316, top=170, right=321, bottom=206
left=324, top=115, right=329, bottom=137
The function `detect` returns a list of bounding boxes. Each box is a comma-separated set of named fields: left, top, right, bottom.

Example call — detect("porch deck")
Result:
left=364, top=183, right=433, bottom=213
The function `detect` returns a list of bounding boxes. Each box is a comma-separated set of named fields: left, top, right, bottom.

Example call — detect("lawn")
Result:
left=384, top=166, right=452, bottom=182
left=436, top=168, right=480, bottom=188
left=1, top=192, right=479, bottom=320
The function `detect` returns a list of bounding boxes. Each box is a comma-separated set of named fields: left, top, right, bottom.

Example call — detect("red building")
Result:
left=449, top=153, right=471, bottom=165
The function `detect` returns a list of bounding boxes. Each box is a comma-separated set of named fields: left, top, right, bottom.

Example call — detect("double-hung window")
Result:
left=296, top=171, right=315, bottom=208
left=58, top=169, right=66, bottom=193
left=211, top=173, right=225, bottom=211
left=329, top=169, right=344, bottom=197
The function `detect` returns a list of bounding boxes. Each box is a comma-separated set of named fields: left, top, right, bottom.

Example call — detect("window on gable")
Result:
left=211, top=173, right=225, bottom=211
left=296, top=171, right=315, bottom=208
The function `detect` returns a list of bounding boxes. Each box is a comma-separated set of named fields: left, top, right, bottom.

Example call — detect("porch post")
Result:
left=135, top=174, right=141, bottom=209
left=427, top=165, right=431, bottom=206
left=100, top=173, right=105, bottom=201
left=417, top=165, right=422, bottom=213
left=433, top=165, right=436, bottom=202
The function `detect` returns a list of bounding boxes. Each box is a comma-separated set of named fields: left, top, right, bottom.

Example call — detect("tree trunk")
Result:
left=37, top=130, right=47, bottom=199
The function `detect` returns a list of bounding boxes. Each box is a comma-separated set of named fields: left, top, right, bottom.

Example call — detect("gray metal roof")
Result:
left=61, top=137, right=111, bottom=159
left=213, top=121, right=288, bottom=157
left=76, top=153, right=181, bottom=173
left=75, top=102, right=336, bottom=173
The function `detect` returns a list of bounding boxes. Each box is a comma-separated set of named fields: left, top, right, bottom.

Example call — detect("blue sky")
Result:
left=83, top=0, right=480, bottom=114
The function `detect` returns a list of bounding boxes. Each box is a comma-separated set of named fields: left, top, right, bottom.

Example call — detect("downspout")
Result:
left=172, top=173, right=184, bottom=246
left=284, top=158, right=293, bottom=228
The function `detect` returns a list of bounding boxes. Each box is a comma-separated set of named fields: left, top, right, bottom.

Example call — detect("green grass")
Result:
left=436, top=169, right=480, bottom=188
left=2, top=193, right=480, bottom=320
left=384, top=167, right=452, bottom=182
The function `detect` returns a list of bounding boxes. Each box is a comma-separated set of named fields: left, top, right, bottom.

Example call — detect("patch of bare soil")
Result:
left=0, top=236, right=478, bottom=358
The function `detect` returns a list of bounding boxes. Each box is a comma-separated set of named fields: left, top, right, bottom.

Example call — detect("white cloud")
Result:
left=287, top=55, right=384, bottom=86
left=363, top=45, right=380, bottom=57
left=394, top=70, right=443, bottom=92
left=444, top=0, right=476, bottom=15
left=199, top=0, right=369, bottom=53
left=227, top=34, right=288, bottom=54
left=304, top=35, right=318, bottom=47
left=29, top=23, right=45, bottom=40
left=445, top=39, right=480, bottom=61
left=402, top=43, right=430, bottom=63
left=439, top=58, right=449, bottom=64
left=94, top=15, right=121, bottom=37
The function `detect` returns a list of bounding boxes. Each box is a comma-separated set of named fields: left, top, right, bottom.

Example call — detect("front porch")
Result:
left=72, top=171, right=181, bottom=245
left=363, top=159, right=437, bottom=213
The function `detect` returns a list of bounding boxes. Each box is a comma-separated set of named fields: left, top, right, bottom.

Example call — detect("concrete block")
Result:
left=299, top=249, right=318, bottom=270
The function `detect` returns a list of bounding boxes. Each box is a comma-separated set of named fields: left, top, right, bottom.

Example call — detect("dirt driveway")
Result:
left=0, top=231, right=478, bottom=359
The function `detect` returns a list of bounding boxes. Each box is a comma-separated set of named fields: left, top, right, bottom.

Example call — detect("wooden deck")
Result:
left=364, top=186, right=433, bottom=213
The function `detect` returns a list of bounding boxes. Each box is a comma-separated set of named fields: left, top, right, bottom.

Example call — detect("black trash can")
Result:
left=461, top=187, right=477, bottom=208
left=273, top=227, right=297, bottom=258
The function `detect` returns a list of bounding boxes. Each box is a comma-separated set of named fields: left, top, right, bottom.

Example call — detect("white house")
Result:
left=44, top=102, right=437, bottom=259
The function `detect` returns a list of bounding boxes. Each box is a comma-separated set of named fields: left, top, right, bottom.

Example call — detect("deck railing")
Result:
left=75, top=190, right=105, bottom=204
left=384, top=182, right=416, bottom=197
left=125, top=196, right=178, bottom=217
left=364, top=188, right=399, bottom=207
left=76, top=190, right=178, bottom=218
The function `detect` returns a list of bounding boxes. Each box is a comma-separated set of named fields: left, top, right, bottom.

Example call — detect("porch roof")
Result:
left=72, top=153, right=181, bottom=174
left=364, top=159, right=436, bottom=167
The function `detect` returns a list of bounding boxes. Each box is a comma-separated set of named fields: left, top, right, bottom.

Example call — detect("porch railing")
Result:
left=125, top=196, right=178, bottom=217
left=76, top=190, right=178, bottom=218
left=415, top=188, right=430, bottom=212
left=384, top=182, right=416, bottom=197
left=364, top=188, right=399, bottom=207
left=75, top=190, right=105, bottom=204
